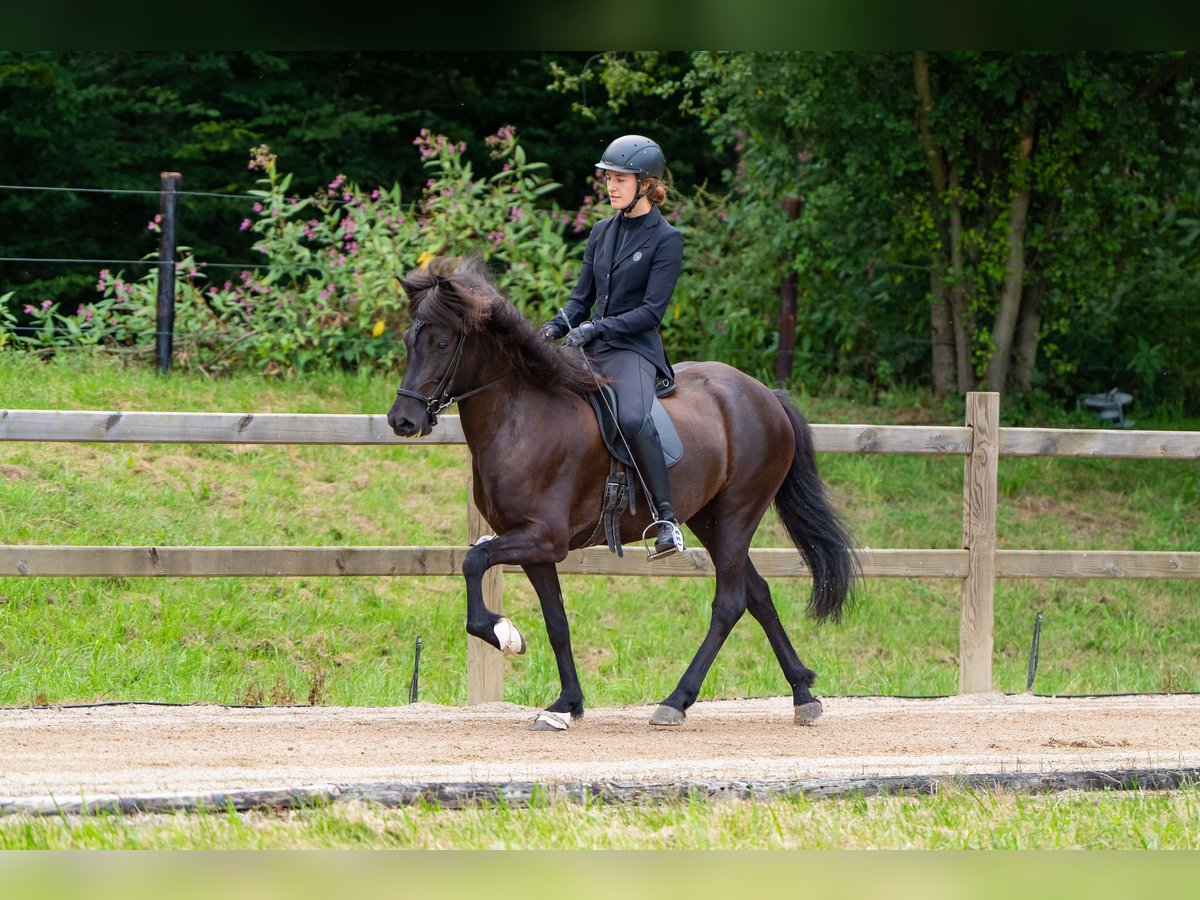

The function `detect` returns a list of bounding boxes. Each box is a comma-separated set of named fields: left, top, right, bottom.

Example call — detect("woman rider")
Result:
left=538, top=134, right=686, bottom=559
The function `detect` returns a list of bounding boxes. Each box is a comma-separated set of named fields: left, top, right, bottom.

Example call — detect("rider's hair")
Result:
left=643, top=177, right=667, bottom=207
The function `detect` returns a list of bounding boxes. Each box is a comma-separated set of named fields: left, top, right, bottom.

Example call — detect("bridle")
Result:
left=394, top=317, right=511, bottom=427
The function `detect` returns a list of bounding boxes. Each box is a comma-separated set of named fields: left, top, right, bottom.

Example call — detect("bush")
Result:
left=3, top=127, right=582, bottom=376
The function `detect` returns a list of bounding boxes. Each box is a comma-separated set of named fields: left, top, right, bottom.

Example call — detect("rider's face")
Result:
left=604, top=171, right=638, bottom=209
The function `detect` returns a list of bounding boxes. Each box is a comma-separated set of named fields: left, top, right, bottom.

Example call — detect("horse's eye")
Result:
left=437, top=339, right=450, bottom=350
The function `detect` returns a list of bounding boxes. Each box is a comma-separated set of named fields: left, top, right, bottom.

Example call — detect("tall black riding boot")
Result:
left=626, top=415, right=685, bottom=559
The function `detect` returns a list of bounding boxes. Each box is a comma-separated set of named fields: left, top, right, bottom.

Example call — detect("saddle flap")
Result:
left=584, top=386, right=682, bottom=470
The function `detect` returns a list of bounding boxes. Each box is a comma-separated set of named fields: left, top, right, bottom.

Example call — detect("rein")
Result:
left=395, top=317, right=512, bottom=427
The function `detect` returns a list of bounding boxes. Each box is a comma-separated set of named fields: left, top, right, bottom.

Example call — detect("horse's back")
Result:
left=671, top=360, right=791, bottom=425
left=664, top=361, right=797, bottom=503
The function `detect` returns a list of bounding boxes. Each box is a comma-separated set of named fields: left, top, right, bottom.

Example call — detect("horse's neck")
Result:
left=458, top=377, right=568, bottom=468
left=457, top=376, right=525, bottom=454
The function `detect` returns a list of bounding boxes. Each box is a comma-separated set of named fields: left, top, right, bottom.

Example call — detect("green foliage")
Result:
left=6, top=128, right=581, bottom=374
left=570, top=51, right=1200, bottom=412
left=666, top=185, right=781, bottom=379
left=0, top=51, right=728, bottom=322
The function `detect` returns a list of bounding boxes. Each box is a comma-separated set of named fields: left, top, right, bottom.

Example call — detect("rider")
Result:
left=538, top=134, right=686, bottom=559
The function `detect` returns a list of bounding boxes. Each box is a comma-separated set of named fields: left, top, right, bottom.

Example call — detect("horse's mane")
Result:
left=400, top=255, right=598, bottom=397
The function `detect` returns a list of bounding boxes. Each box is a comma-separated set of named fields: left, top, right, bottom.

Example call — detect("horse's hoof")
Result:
left=794, top=700, right=823, bottom=725
left=494, top=617, right=526, bottom=655
left=649, top=704, right=685, bottom=727
left=529, top=711, right=569, bottom=732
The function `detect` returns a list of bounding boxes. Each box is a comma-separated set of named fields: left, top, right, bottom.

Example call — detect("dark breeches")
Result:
left=589, top=345, right=655, bottom=436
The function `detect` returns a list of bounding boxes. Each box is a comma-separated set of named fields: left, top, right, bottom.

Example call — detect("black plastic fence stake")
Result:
left=409, top=635, right=422, bottom=704
left=1025, top=612, right=1044, bottom=692
left=155, top=172, right=181, bottom=374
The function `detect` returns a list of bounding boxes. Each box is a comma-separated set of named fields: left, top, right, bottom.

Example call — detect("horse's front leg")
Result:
left=462, top=532, right=535, bottom=656
left=522, top=562, right=584, bottom=731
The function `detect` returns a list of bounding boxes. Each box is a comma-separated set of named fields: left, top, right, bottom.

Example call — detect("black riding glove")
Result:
left=537, top=319, right=568, bottom=341
left=563, top=322, right=596, bottom=348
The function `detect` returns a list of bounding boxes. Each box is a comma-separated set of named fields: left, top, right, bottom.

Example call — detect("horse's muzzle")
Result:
left=387, top=408, right=432, bottom=438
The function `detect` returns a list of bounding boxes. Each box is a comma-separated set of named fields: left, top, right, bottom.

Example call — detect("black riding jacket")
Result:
left=556, top=204, right=683, bottom=380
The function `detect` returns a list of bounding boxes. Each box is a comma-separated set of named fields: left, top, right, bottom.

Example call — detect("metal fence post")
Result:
left=960, top=391, right=999, bottom=692
left=155, top=172, right=181, bottom=374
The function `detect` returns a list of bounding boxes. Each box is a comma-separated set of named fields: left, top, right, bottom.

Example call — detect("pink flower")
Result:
left=239, top=218, right=251, bottom=231
left=252, top=202, right=263, bottom=213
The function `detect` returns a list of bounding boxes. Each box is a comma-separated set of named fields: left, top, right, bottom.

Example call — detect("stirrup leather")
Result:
left=643, top=518, right=685, bottom=560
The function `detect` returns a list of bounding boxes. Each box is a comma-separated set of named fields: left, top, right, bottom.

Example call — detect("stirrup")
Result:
left=643, top=519, right=685, bottom=560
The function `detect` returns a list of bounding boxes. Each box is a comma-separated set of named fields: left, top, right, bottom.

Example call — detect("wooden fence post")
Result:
left=466, top=475, right=504, bottom=704
left=156, top=172, right=181, bottom=374
left=960, top=391, right=999, bottom=693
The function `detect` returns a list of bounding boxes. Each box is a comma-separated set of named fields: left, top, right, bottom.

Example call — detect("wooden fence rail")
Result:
left=3, top=393, right=1199, bottom=700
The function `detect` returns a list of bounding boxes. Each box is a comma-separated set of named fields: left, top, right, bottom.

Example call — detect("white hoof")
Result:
left=493, top=617, right=526, bottom=655
left=529, top=711, right=569, bottom=732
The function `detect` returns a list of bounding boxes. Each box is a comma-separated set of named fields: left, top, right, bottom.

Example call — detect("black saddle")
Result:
left=584, top=385, right=683, bottom=470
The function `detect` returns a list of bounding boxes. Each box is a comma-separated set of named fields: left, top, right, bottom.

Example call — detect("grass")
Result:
left=0, top=786, right=1197, bottom=849
left=2, top=351, right=1198, bottom=707
left=2, top=352, right=1199, bottom=849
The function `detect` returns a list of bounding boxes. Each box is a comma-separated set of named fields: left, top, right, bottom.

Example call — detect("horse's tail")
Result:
left=772, top=391, right=858, bottom=623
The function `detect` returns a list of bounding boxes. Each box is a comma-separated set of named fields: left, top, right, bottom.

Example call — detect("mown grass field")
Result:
left=1, top=351, right=1198, bottom=848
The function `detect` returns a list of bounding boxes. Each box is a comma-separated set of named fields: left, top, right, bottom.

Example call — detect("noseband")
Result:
left=395, top=317, right=511, bottom=426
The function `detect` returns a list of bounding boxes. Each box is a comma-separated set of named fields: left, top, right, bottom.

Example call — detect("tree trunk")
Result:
left=775, top=197, right=802, bottom=386
left=983, top=98, right=1037, bottom=392
left=1012, top=279, right=1045, bottom=394
left=929, top=267, right=957, bottom=396
left=914, top=51, right=958, bottom=397
left=947, top=165, right=973, bottom=392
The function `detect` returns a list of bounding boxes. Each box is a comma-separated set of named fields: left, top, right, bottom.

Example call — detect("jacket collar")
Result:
left=608, top=205, right=662, bottom=266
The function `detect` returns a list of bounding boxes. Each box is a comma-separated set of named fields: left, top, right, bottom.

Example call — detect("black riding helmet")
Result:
left=594, top=134, right=666, bottom=179
left=595, top=135, right=665, bottom=215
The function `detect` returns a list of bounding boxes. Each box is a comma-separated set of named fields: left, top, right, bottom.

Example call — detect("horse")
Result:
left=386, top=255, right=857, bottom=731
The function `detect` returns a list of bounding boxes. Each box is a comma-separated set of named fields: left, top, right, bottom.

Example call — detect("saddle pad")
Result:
left=584, top=386, right=683, bottom=469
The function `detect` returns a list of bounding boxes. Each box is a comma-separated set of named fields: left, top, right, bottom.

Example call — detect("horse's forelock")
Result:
left=406, top=256, right=496, bottom=331
left=403, top=255, right=595, bottom=396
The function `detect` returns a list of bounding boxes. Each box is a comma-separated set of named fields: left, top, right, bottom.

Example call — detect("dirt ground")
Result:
left=2, top=693, right=1198, bottom=812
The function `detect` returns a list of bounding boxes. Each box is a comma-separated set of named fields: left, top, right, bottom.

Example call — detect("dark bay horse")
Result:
left=387, top=256, right=857, bottom=730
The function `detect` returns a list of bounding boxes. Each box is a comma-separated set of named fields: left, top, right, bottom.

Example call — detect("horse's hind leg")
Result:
left=522, top=562, right=585, bottom=730
left=650, top=558, right=749, bottom=726
left=744, top=562, right=824, bottom=725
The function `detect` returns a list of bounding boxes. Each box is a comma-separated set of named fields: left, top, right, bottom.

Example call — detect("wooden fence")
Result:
left=3, top=392, right=1199, bottom=701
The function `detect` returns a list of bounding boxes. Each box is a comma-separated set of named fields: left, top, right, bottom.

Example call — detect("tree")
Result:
left=0, top=51, right=725, bottom=321
left=573, top=51, right=1200, bottom=408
